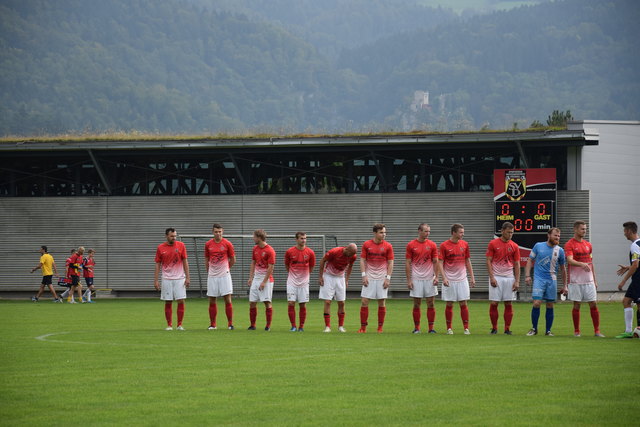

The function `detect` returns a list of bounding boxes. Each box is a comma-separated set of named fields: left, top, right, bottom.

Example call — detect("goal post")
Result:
left=179, top=234, right=338, bottom=297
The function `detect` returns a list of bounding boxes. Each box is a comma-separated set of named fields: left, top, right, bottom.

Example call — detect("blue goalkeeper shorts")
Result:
left=532, top=279, right=557, bottom=302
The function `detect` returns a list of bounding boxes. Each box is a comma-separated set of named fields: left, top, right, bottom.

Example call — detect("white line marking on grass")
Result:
left=34, top=331, right=165, bottom=347
left=35, top=331, right=96, bottom=345
left=33, top=331, right=376, bottom=357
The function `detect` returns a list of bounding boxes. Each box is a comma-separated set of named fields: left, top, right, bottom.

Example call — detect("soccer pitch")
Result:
left=0, top=299, right=636, bottom=426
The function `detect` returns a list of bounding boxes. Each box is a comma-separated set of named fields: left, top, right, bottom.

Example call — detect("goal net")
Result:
left=179, top=234, right=338, bottom=297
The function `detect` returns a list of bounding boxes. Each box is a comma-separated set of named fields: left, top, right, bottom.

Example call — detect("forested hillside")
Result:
left=339, top=0, right=640, bottom=129
left=200, top=0, right=457, bottom=59
left=0, top=0, right=638, bottom=136
left=0, top=0, right=352, bottom=134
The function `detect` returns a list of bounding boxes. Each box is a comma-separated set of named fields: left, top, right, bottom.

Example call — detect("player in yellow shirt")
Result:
left=31, top=245, right=62, bottom=302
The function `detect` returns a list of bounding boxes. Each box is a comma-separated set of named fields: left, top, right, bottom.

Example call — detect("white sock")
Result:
left=624, top=307, right=634, bottom=333
left=85, top=289, right=92, bottom=301
left=61, top=289, right=69, bottom=298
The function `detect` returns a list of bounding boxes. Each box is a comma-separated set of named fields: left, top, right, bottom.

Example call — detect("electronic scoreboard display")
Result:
left=493, top=168, right=557, bottom=265
left=494, top=200, right=554, bottom=234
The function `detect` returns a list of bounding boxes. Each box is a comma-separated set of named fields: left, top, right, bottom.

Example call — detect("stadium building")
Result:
left=1, top=120, right=638, bottom=298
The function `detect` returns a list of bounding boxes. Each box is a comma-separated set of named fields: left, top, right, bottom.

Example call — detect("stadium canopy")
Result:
left=0, top=130, right=598, bottom=197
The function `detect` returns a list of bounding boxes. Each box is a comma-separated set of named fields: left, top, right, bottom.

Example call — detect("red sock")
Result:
left=445, top=305, right=453, bottom=329
left=572, top=308, right=580, bottom=333
left=265, top=307, right=273, bottom=328
left=378, top=306, right=386, bottom=328
left=427, top=307, right=436, bottom=331
left=164, top=302, right=172, bottom=326
left=504, top=304, right=514, bottom=330
left=489, top=304, right=499, bottom=329
left=590, top=306, right=600, bottom=333
left=412, top=307, right=421, bottom=328
left=288, top=305, right=296, bottom=327
left=225, top=302, right=233, bottom=326
left=460, top=305, right=469, bottom=329
left=177, top=303, right=185, bottom=326
left=323, top=312, right=331, bottom=327
left=209, top=302, right=218, bottom=327
left=250, top=307, right=257, bottom=327
left=299, top=306, right=306, bottom=329
left=360, top=306, right=369, bottom=327
left=338, top=311, right=345, bottom=327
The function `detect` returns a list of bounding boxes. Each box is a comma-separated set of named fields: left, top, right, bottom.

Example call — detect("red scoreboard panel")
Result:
left=493, top=168, right=557, bottom=265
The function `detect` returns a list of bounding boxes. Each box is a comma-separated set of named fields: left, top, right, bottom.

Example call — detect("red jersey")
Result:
left=323, top=247, right=356, bottom=277
left=361, top=240, right=394, bottom=280
left=83, top=256, right=95, bottom=278
left=155, top=241, right=188, bottom=280
left=406, top=239, right=438, bottom=280
left=439, top=239, right=470, bottom=282
left=486, top=238, right=519, bottom=278
left=564, top=238, right=594, bottom=284
left=68, top=253, right=83, bottom=277
left=65, top=256, right=73, bottom=279
left=204, top=238, right=235, bottom=277
left=253, top=243, right=276, bottom=282
left=284, top=246, right=316, bottom=287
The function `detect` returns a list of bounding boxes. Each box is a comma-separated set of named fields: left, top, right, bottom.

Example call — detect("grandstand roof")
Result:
left=0, top=129, right=598, bottom=152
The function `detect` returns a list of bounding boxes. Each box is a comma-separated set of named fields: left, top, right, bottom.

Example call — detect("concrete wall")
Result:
left=569, top=121, right=640, bottom=291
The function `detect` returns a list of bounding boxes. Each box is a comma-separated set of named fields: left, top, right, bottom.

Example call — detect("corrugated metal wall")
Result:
left=0, top=191, right=589, bottom=295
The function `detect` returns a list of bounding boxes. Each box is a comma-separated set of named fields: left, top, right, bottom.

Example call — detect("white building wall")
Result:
left=569, top=120, right=640, bottom=291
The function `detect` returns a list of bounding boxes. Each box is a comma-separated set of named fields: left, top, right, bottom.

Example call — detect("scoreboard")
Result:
left=494, top=200, right=554, bottom=233
left=493, top=168, right=557, bottom=265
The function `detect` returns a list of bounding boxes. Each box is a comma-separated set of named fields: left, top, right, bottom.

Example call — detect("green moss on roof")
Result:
left=0, top=127, right=567, bottom=144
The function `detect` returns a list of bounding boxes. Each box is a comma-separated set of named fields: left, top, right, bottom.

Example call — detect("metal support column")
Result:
left=87, top=149, right=112, bottom=195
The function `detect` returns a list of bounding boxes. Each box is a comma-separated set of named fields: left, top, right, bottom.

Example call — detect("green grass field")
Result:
left=1, top=298, right=636, bottom=426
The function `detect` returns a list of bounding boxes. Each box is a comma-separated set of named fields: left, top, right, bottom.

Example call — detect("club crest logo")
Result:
left=505, top=170, right=526, bottom=201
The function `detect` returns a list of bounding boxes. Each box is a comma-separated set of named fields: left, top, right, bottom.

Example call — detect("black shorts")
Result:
left=625, top=280, right=640, bottom=303
left=71, top=276, right=80, bottom=286
left=41, top=275, right=53, bottom=286
left=85, top=277, right=94, bottom=287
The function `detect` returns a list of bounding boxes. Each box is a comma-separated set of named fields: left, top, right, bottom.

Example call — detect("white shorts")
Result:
left=410, top=278, right=438, bottom=298
left=441, top=279, right=470, bottom=302
left=360, top=278, right=388, bottom=300
left=287, top=285, right=309, bottom=303
left=568, top=283, right=597, bottom=302
left=207, top=272, right=233, bottom=297
left=161, top=278, right=187, bottom=301
left=489, top=275, right=517, bottom=302
left=319, top=274, right=346, bottom=301
left=249, top=277, right=273, bottom=303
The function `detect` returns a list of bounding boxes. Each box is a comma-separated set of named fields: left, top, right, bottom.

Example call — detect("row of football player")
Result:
left=31, top=246, right=96, bottom=303
left=152, top=221, right=640, bottom=337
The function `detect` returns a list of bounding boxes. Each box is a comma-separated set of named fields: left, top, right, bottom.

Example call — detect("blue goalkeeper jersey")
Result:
left=529, top=242, right=566, bottom=282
